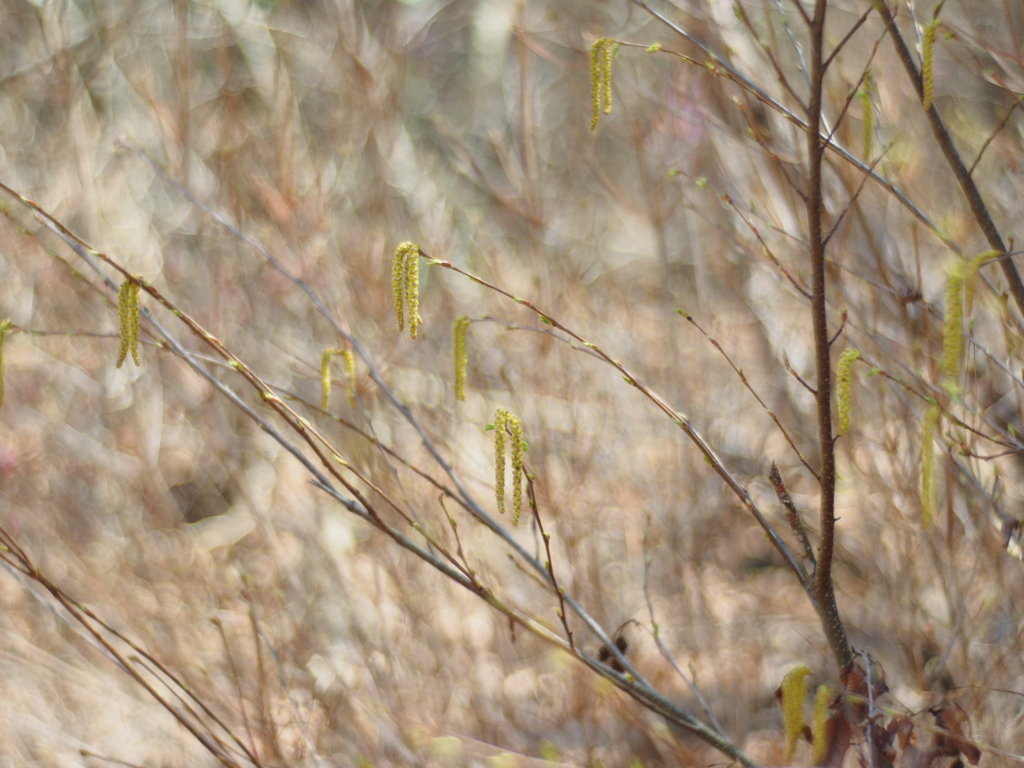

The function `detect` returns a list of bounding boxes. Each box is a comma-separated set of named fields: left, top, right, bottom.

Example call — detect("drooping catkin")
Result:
left=320, top=348, right=335, bottom=410
left=590, top=39, right=614, bottom=131
left=494, top=409, right=507, bottom=516
left=392, top=244, right=408, bottom=332
left=116, top=276, right=142, bottom=368
left=590, top=40, right=603, bottom=131
left=404, top=244, right=422, bottom=339
left=341, top=349, right=356, bottom=407
left=492, top=408, right=526, bottom=524
left=836, top=348, right=860, bottom=437
left=860, top=71, right=873, bottom=160
left=922, top=19, right=940, bottom=111
left=963, top=250, right=998, bottom=318
left=601, top=40, right=614, bottom=115
left=920, top=402, right=941, bottom=528
left=0, top=319, right=11, bottom=409
left=509, top=414, right=524, bottom=525
left=810, top=685, right=832, bottom=765
left=453, top=316, right=470, bottom=402
left=781, top=666, right=811, bottom=763
left=391, top=242, right=423, bottom=339
left=942, top=265, right=964, bottom=386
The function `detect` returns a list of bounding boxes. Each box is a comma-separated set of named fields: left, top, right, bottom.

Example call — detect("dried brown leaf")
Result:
left=931, top=702, right=981, bottom=765
left=813, top=710, right=852, bottom=768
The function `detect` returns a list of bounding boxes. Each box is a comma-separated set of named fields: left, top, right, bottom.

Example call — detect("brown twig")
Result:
left=967, top=95, right=1024, bottom=177
left=823, top=5, right=875, bottom=70
left=723, top=193, right=812, bottom=297
left=523, top=466, right=574, bottom=651
left=769, top=461, right=817, bottom=571
left=783, top=351, right=818, bottom=395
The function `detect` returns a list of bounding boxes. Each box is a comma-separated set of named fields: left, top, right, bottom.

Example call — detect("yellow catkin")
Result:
left=453, top=316, right=470, bottom=402
left=861, top=71, right=873, bottom=160
left=920, top=402, right=941, bottom=528
left=810, top=685, right=832, bottom=765
left=781, top=666, right=812, bottom=763
left=341, top=349, right=356, bottom=407
left=0, top=319, right=11, bottom=409
left=943, top=265, right=964, bottom=386
left=509, top=414, right=524, bottom=525
left=404, top=243, right=422, bottom=339
left=116, top=276, right=142, bottom=368
left=963, top=250, right=999, bottom=318
left=494, top=409, right=507, bottom=516
left=391, top=242, right=423, bottom=339
left=590, top=39, right=614, bottom=131
left=392, top=242, right=411, bottom=333
left=922, top=19, right=939, bottom=111
left=590, top=39, right=604, bottom=131
left=602, top=41, right=615, bottom=115
left=320, top=348, right=334, bottom=410
left=836, top=348, right=860, bottom=437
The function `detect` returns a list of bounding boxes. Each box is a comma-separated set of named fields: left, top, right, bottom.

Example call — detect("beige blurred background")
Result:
left=0, top=1, right=1023, bottom=766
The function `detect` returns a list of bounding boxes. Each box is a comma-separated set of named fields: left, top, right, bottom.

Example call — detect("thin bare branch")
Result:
left=425, top=252, right=815, bottom=600
left=968, top=95, right=1024, bottom=177
left=875, top=0, right=1024, bottom=318
left=684, top=313, right=820, bottom=481
left=823, top=5, right=874, bottom=70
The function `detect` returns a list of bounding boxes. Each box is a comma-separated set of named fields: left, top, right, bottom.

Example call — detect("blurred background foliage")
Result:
left=0, top=0, right=1023, bottom=765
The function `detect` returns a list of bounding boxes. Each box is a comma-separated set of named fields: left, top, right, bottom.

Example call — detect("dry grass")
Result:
left=1, top=1, right=1023, bottom=766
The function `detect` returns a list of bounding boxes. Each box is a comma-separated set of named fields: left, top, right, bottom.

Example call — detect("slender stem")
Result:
left=806, top=0, right=853, bottom=671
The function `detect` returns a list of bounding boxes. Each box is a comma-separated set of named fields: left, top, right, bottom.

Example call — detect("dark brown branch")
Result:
left=807, top=0, right=854, bottom=671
